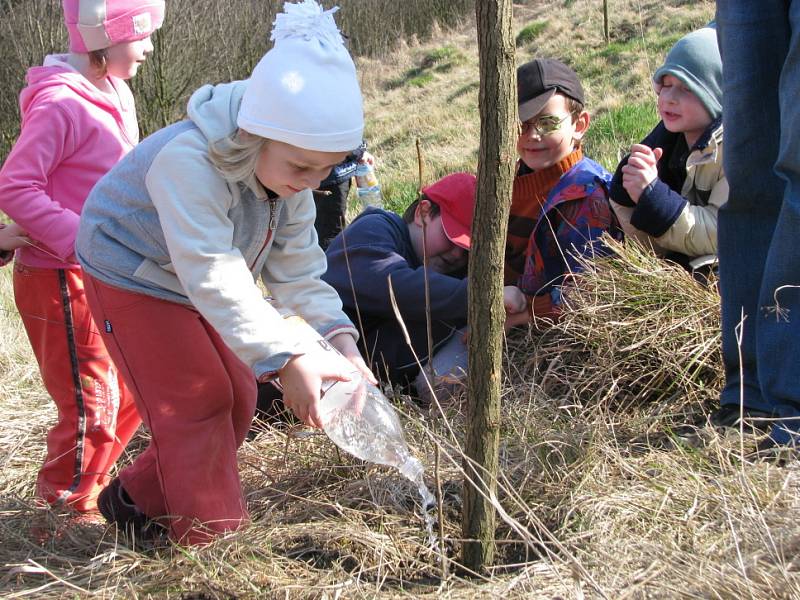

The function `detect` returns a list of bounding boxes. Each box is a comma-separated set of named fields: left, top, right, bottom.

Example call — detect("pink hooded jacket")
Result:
left=0, top=54, right=139, bottom=268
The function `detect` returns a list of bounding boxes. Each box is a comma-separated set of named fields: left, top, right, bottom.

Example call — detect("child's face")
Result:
left=105, top=37, right=154, bottom=80
left=656, top=74, right=713, bottom=146
left=516, top=93, right=589, bottom=171
left=412, top=203, right=468, bottom=274
left=255, top=141, right=348, bottom=198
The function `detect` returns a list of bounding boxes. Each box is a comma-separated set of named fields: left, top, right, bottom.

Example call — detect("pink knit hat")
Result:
left=62, top=0, right=165, bottom=53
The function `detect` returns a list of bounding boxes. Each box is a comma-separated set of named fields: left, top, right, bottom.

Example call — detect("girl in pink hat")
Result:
left=0, top=0, right=165, bottom=513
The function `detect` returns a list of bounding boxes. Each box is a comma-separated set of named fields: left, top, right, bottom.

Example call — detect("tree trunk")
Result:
left=462, top=0, right=516, bottom=574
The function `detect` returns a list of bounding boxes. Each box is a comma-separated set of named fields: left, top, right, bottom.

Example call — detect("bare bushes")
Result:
left=0, top=0, right=66, bottom=159
left=0, top=0, right=475, bottom=161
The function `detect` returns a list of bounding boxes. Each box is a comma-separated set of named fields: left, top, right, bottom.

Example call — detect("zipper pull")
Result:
left=268, top=199, right=278, bottom=231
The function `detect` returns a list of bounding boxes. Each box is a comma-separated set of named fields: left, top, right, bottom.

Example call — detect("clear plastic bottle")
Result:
left=318, top=372, right=421, bottom=477
left=354, top=151, right=383, bottom=209
left=279, top=316, right=431, bottom=503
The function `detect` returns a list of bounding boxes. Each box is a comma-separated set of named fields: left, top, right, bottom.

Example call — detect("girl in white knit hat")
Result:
left=0, top=0, right=164, bottom=515
left=75, top=0, right=376, bottom=544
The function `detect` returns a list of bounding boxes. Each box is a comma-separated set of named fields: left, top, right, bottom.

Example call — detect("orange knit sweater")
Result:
left=505, top=148, right=584, bottom=325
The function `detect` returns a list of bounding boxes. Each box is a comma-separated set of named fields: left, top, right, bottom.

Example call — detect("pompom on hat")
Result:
left=237, top=0, right=364, bottom=153
left=62, top=0, right=165, bottom=53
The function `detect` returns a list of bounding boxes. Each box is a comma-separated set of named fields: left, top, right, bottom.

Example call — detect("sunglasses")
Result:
left=519, top=113, right=570, bottom=137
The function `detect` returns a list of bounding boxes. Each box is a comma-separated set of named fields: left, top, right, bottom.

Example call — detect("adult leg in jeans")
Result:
left=715, top=2, right=789, bottom=419
left=755, top=1, right=800, bottom=443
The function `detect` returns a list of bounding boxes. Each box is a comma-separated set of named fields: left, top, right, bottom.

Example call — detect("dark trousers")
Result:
left=717, top=1, right=800, bottom=443
left=313, top=178, right=351, bottom=250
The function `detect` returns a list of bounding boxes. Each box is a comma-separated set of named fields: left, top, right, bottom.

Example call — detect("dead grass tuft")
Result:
left=532, top=236, right=722, bottom=416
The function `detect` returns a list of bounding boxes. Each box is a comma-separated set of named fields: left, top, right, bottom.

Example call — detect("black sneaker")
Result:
left=709, top=404, right=773, bottom=433
left=747, top=435, right=800, bottom=466
left=97, top=478, right=165, bottom=541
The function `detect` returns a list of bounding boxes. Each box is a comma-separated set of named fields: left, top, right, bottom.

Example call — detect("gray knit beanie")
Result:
left=653, top=24, right=722, bottom=120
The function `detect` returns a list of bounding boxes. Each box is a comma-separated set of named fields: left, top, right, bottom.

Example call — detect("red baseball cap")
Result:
left=421, top=172, right=477, bottom=250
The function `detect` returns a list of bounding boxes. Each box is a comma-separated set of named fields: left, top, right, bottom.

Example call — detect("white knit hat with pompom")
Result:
left=237, top=0, right=364, bottom=152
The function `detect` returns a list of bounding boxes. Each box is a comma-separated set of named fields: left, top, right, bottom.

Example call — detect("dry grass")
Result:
left=6, top=0, right=800, bottom=598
left=532, top=237, right=722, bottom=415
left=6, top=231, right=800, bottom=596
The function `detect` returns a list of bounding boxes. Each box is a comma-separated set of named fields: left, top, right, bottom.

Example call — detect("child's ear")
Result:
left=572, top=110, right=591, bottom=144
left=414, top=199, right=432, bottom=226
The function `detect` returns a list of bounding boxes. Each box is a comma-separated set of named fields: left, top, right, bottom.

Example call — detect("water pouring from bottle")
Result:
left=278, top=315, right=438, bottom=546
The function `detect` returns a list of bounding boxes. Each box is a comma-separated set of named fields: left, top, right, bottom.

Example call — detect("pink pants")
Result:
left=83, top=274, right=257, bottom=544
left=13, top=264, right=140, bottom=512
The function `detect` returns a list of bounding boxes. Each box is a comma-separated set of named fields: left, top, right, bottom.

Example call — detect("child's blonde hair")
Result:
left=208, top=129, right=268, bottom=183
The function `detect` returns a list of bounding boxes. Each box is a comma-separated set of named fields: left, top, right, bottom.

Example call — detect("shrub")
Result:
left=0, top=0, right=475, bottom=161
left=516, top=20, right=548, bottom=46
left=530, top=236, right=723, bottom=412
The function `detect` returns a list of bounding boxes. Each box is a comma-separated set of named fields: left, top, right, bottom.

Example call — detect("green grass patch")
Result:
left=386, top=47, right=465, bottom=90
left=407, top=72, right=435, bottom=87
left=596, top=38, right=643, bottom=59
left=421, top=45, right=465, bottom=68
left=386, top=67, right=429, bottom=90
left=380, top=179, right=421, bottom=214
left=516, top=20, right=548, bottom=46
left=585, top=101, right=659, bottom=171
left=648, top=32, right=684, bottom=54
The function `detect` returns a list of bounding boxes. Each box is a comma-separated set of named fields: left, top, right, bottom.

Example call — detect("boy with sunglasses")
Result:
left=505, top=58, right=619, bottom=329
left=609, top=25, right=724, bottom=273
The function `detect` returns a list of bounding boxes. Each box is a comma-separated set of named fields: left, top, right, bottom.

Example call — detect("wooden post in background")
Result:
left=462, top=0, right=516, bottom=574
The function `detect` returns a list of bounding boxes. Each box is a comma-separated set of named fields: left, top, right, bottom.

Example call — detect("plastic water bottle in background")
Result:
left=354, top=151, right=383, bottom=209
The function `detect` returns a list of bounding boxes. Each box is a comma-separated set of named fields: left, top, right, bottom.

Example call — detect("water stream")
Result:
left=398, top=457, right=438, bottom=551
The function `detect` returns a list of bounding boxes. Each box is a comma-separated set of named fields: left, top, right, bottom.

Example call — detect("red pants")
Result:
left=13, top=264, right=140, bottom=512
left=83, top=275, right=257, bottom=544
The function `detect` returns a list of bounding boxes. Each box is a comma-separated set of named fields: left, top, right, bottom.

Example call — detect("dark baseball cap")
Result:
left=517, top=58, right=585, bottom=122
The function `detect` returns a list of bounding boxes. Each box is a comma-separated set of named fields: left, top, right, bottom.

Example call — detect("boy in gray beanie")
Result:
left=609, top=24, right=725, bottom=271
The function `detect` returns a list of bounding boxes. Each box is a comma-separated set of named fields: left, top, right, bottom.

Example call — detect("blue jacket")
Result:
left=320, top=141, right=366, bottom=187
left=510, top=155, right=619, bottom=316
left=323, top=208, right=468, bottom=326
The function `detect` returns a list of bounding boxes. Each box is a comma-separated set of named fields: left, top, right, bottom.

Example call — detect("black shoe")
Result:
left=98, top=478, right=165, bottom=540
left=746, top=436, right=800, bottom=466
left=709, top=405, right=773, bottom=433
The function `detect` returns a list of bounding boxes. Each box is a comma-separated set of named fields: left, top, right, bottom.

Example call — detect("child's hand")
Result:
left=0, top=222, right=31, bottom=251
left=329, top=332, right=378, bottom=385
left=504, top=308, right=532, bottom=332
left=503, top=285, right=527, bottom=315
left=278, top=352, right=354, bottom=429
left=621, top=144, right=663, bottom=203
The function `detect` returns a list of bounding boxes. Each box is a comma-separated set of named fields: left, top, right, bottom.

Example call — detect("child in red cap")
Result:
left=320, top=172, right=526, bottom=399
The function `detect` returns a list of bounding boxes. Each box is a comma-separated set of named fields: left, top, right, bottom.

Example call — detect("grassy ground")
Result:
left=6, top=1, right=800, bottom=598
